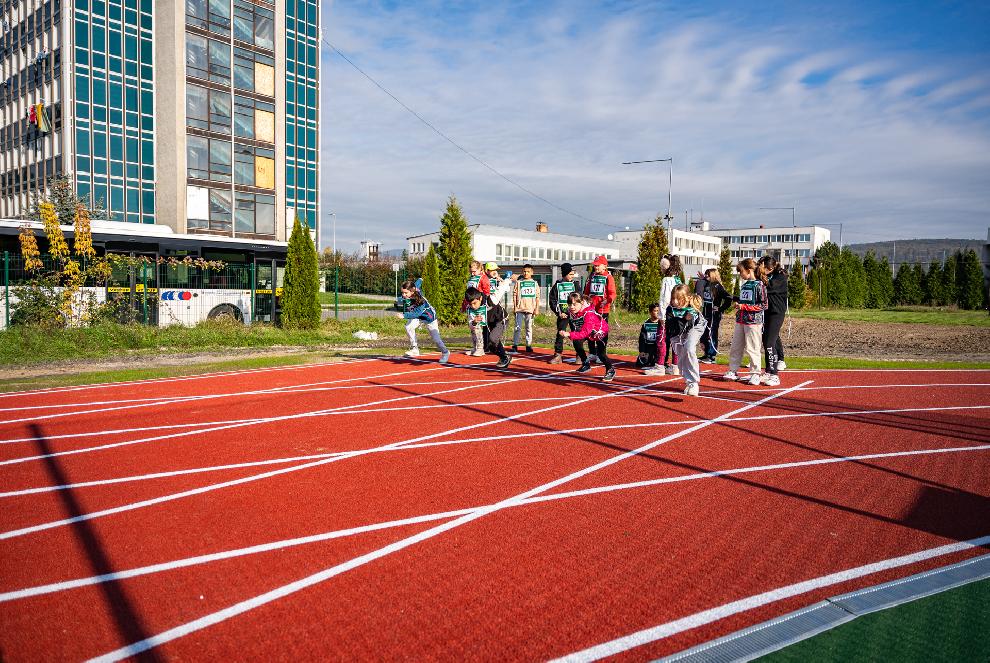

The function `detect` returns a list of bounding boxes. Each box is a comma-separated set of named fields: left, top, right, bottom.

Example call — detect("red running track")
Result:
left=0, top=353, right=988, bottom=661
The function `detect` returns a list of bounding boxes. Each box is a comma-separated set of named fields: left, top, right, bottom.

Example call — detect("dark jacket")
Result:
left=638, top=319, right=662, bottom=352
left=666, top=306, right=706, bottom=339
left=765, top=269, right=788, bottom=316
left=549, top=279, right=577, bottom=315
left=701, top=281, right=732, bottom=318
left=734, top=279, right=768, bottom=325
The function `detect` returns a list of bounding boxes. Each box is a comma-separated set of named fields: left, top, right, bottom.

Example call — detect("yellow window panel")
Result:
left=254, top=63, right=275, bottom=97
left=255, top=156, right=275, bottom=189
left=255, top=109, right=275, bottom=143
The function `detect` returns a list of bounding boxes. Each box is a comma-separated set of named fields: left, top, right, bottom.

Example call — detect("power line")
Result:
left=322, top=37, right=626, bottom=230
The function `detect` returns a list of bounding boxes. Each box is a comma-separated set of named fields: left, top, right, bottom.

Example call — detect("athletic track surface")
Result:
left=1, top=352, right=988, bottom=661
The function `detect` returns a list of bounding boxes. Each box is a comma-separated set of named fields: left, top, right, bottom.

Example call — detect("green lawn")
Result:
left=317, top=292, right=393, bottom=306
left=791, top=306, right=990, bottom=326
left=759, top=578, right=990, bottom=662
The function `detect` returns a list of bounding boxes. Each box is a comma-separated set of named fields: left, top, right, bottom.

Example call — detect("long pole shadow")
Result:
left=31, top=423, right=164, bottom=662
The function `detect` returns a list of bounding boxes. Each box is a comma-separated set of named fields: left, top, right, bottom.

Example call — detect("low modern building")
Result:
left=704, top=223, right=830, bottom=270
left=612, top=226, right=722, bottom=275
left=407, top=222, right=617, bottom=267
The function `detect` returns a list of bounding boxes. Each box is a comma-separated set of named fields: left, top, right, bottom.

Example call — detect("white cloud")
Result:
left=319, top=3, right=990, bottom=251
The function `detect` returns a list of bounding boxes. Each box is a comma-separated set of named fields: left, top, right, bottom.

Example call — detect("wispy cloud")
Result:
left=320, top=1, right=990, bottom=250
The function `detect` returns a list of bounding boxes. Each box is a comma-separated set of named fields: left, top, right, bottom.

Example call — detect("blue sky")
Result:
left=319, top=1, right=990, bottom=252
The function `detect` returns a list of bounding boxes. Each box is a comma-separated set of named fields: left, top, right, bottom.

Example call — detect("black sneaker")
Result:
left=576, top=363, right=592, bottom=374
left=511, top=345, right=519, bottom=353
left=525, top=346, right=533, bottom=353
left=496, top=356, right=511, bottom=369
left=603, top=367, right=616, bottom=382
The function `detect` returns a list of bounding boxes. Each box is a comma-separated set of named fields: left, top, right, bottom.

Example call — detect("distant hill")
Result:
left=845, top=238, right=986, bottom=268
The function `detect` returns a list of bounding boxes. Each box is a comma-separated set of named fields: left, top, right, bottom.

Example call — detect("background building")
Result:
left=612, top=225, right=722, bottom=275
left=0, top=0, right=319, bottom=243
left=705, top=223, right=830, bottom=270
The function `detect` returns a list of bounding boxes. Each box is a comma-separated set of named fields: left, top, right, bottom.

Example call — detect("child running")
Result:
left=636, top=302, right=663, bottom=369
left=465, top=270, right=517, bottom=369
left=548, top=262, right=578, bottom=364
left=397, top=279, right=450, bottom=363
left=463, top=261, right=491, bottom=357
left=512, top=264, right=539, bottom=353
left=724, top=258, right=767, bottom=385
left=558, top=292, right=616, bottom=382
left=584, top=256, right=616, bottom=352
left=666, top=285, right=707, bottom=396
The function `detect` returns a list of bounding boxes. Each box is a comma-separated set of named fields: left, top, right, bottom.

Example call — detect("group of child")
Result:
left=397, top=253, right=786, bottom=395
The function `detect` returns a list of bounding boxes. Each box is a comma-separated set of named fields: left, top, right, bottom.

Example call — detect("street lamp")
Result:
left=622, top=157, right=673, bottom=236
left=759, top=206, right=796, bottom=268
left=327, top=211, right=336, bottom=256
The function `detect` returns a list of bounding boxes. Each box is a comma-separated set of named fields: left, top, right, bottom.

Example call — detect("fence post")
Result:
left=3, top=251, right=8, bottom=329
left=141, top=263, right=148, bottom=325
left=334, top=265, right=339, bottom=320
left=250, top=261, right=255, bottom=324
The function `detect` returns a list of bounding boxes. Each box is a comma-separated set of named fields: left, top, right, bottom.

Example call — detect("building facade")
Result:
left=612, top=226, right=722, bottom=275
left=0, top=0, right=318, bottom=243
left=705, top=224, right=830, bottom=270
left=407, top=223, right=618, bottom=267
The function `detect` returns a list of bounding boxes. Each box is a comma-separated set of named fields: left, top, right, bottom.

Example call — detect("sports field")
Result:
left=1, top=353, right=988, bottom=660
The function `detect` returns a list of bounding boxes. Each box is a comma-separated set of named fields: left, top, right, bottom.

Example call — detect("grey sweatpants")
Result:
left=674, top=324, right=705, bottom=385
left=513, top=312, right=534, bottom=346
left=406, top=319, right=447, bottom=353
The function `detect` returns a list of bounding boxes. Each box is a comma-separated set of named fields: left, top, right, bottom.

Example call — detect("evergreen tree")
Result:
left=787, top=259, right=806, bottom=310
left=950, top=251, right=966, bottom=307
left=420, top=244, right=441, bottom=307
left=718, top=246, right=734, bottom=293
left=941, top=255, right=957, bottom=307
left=893, top=264, right=922, bottom=305
left=434, top=195, right=474, bottom=325
left=862, top=251, right=880, bottom=308
left=840, top=246, right=866, bottom=308
left=811, top=241, right=841, bottom=306
left=630, top=216, right=668, bottom=313
left=876, top=257, right=895, bottom=308
left=959, top=250, right=986, bottom=310
left=922, top=261, right=943, bottom=306
left=911, top=264, right=925, bottom=304
left=281, top=216, right=321, bottom=328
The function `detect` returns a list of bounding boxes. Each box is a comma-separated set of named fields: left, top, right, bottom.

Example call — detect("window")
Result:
left=187, top=135, right=209, bottom=179
left=207, top=188, right=233, bottom=231
left=234, top=192, right=275, bottom=234
left=233, top=95, right=275, bottom=141
left=233, top=143, right=274, bottom=187
left=233, top=0, right=274, bottom=50
left=233, top=48, right=274, bottom=95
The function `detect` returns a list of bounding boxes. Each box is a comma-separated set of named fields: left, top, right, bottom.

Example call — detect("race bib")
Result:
left=469, top=305, right=487, bottom=326
left=467, top=275, right=481, bottom=289
left=644, top=322, right=659, bottom=342
left=702, top=286, right=713, bottom=303
left=557, top=281, right=575, bottom=306
left=740, top=288, right=754, bottom=303
left=589, top=275, right=607, bottom=296
left=519, top=279, right=538, bottom=298
left=402, top=298, right=412, bottom=312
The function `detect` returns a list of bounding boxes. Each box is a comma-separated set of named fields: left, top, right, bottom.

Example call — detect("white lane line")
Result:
left=0, top=357, right=383, bottom=399
left=6, top=441, right=988, bottom=604
left=0, top=366, right=556, bottom=467
left=0, top=365, right=449, bottom=424
left=0, top=375, right=677, bottom=541
left=702, top=382, right=990, bottom=396
left=86, top=381, right=809, bottom=662
left=6, top=403, right=986, bottom=499
left=553, top=534, right=990, bottom=662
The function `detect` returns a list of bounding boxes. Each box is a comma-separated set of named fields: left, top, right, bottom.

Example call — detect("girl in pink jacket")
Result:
left=558, top=292, right=616, bottom=382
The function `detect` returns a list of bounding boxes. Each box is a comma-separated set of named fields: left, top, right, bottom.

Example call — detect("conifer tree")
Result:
left=630, top=216, right=668, bottom=313
left=718, top=246, right=734, bottom=293
left=863, top=251, right=880, bottom=308
left=959, top=250, right=986, bottom=310
left=876, top=257, right=895, bottom=308
left=434, top=195, right=473, bottom=325
left=922, top=261, right=942, bottom=306
left=894, top=263, right=922, bottom=305
left=811, top=241, right=841, bottom=306
left=840, top=247, right=866, bottom=308
left=941, top=255, right=956, bottom=307
left=787, top=259, right=806, bottom=310
left=281, top=216, right=321, bottom=328
left=421, top=244, right=441, bottom=307
left=911, top=263, right=925, bottom=303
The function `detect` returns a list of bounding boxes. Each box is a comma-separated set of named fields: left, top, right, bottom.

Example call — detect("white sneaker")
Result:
left=404, top=348, right=420, bottom=358
left=776, top=360, right=787, bottom=371
left=764, top=374, right=781, bottom=387
left=439, top=350, right=450, bottom=364
left=470, top=349, right=486, bottom=357
left=672, top=366, right=680, bottom=376
left=747, top=372, right=761, bottom=386
left=723, top=371, right=737, bottom=381
left=685, top=383, right=699, bottom=397
left=565, top=357, right=578, bottom=364
left=643, top=366, right=664, bottom=376
left=760, top=372, right=772, bottom=385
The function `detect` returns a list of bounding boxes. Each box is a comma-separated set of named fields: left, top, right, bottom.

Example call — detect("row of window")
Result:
left=673, top=238, right=720, bottom=254
left=0, top=155, right=62, bottom=200
left=0, top=49, right=61, bottom=107
left=187, top=186, right=275, bottom=235
left=495, top=244, right=612, bottom=263
left=729, top=249, right=812, bottom=259
left=0, top=0, right=60, bottom=61
left=186, top=35, right=275, bottom=96
left=186, top=0, right=274, bottom=51
left=187, top=135, right=273, bottom=188
left=0, top=101, right=60, bottom=154
left=724, top=234, right=813, bottom=244
left=186, top=83, right=275, bottom=141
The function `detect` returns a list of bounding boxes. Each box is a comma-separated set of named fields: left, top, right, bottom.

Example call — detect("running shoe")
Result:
left=777, top=360, right=787, bottom=371
left=576, top=363, right=592, bottom=374
left=722, top=371, right=738, bottom=381
left=747, top=372, right=761, bottom=386
left=439, top=350, right=450, bottom=364
left=404, top=348, right=420, bottom=357
left=603, top=367, right=616, bottom=382
left=526, top=346, right=534, bottom=353
left=684, top=383, right=699, bottom=397
left=643, top=366, right=665, bottom=376
left=764, top=374, right=781, bottom=387
left=496, top=356, right=511, bottom=369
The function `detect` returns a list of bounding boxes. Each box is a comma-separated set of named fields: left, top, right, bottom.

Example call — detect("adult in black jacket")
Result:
left=757, top=256, right=788, bottom=384
left=699, top=269, right=733, bottom=363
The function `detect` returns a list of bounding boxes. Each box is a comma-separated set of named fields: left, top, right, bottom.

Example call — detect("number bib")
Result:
left=518, top=279, right=538, bottom=299
left=469, top=305, right=487, bottom=326
left=402, top=298, right=412, bottom=312
left=589, top=274, right=608, bottom=296
left=467, top=275, right=481, bottom=290
left=643, top=322, right=659, bottom=342
left=557, top=280, right=575, bottom=308
left=702, top=285, right=713, bottom=303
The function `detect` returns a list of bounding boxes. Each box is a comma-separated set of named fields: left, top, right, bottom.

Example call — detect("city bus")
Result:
left=0, top=218, right=287, bottom=329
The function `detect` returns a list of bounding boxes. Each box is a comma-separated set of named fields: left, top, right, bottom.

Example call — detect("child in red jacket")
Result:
left=558, top=292, right=616, bottom=382
left=584, top=255, right=617, bottom=354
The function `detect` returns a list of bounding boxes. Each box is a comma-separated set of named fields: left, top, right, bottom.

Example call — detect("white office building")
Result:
left=612, top=226, right=722, bottom=274
left=407, top=222, right=617, bottom=266
left=704, top=224, right=830, bottom=271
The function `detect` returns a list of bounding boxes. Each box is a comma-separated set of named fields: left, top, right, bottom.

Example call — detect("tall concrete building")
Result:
left=0, top=0, right=319, bottom=243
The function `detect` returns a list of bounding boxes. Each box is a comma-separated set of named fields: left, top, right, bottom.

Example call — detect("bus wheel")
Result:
left=208, top=304, right=243, bottom=323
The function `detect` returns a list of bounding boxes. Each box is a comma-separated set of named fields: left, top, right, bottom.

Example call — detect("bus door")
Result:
left=254, top=259, right=275, bottom=323
left=107, top=252, right=158, bottom=325
left=273, top=259, right=285, bottom=325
